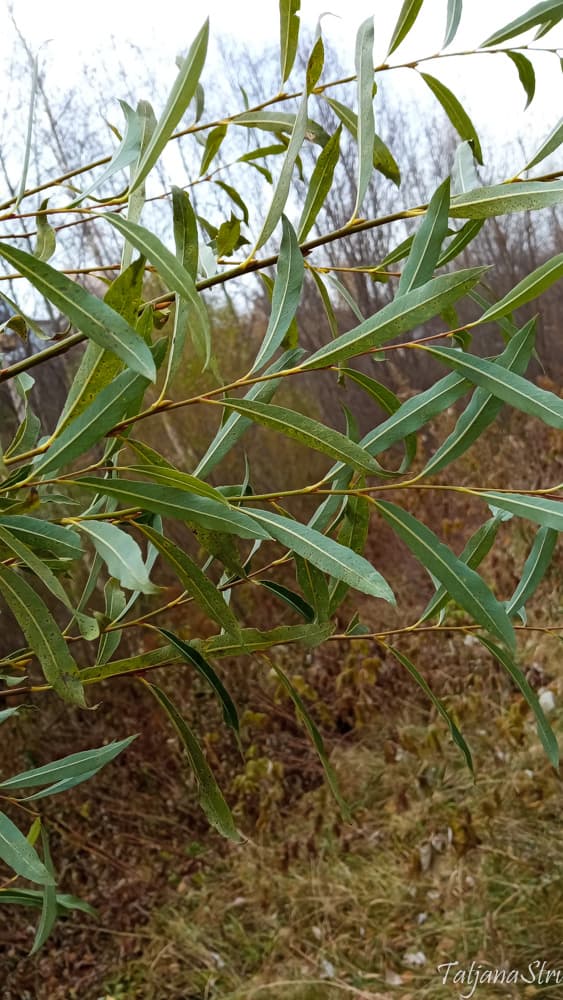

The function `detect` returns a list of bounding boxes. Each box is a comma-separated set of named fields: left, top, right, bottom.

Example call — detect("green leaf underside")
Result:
left=474, top=492, right=563, bottom=533
left=0, top=736, right=137, bottom=790
left=353, top=17, right=376, bottom=217
left=0, top=813, right=53, bottom=885
left=78, top=521, right=158, bottom=594
left=250, top=216, right=304, bottom=373
left=506, top=526, right=558, bottom=617
left=373, top=501, right=515, bottom=650
left=143, top=681, right=241, bottom=841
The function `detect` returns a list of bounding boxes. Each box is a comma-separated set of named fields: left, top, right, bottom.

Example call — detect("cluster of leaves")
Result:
left=0, top=0, right=562, bottom=948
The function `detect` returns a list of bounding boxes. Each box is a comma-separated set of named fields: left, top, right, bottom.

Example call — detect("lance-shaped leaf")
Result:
left=56, top=257, right=146, bottom=432
left=130, top=20, right=209, bottom=192
left=136, top=524, right=240, bottom=635
left=272, top=663, right=350, bottom=817
left=328, top=493, right=370, bottom=614
left=474, top=492, right=563, bottom=533
left=420, top=72, right=483, bottom=163
left=0, top=888, right=94, bottom=914
left=195, top=348, right=305, bottom=477
left=232, top=111, right=328, bottom=146
left=280, top=0, right=301, bottom=82
left=398, top=178, right=450, bottom=295
left=250, top=217, right=304, bottom=373
left=253, top=34, right=324, bottom=250
left=420, top=512, right=506, bottom=623
left=30, top=829, right=57, bottom=954
left=326, top=96, right=400, bottom=186
left=172, top=185, right=198, bottom=279
left=32, top=367, right=149, bottom=479
left=387, top=0, right=424, bottom=56
left=102, top=213, right=211, bottom=369
left=0, top=736, right=137, bottom=792
left=0, top=565, right=85, bottom=706
left=524, top=117, right=563, bottom=171
left=353, top=17, right=375, bottom=218
left=0, top=243, right=155, bottom=380
left=297, top=126, right=341, bottom=241
left=479, top=254, right=563, bottom=324
left=70, top=101, right=143, bottom=207
left=339, top=368, right=417, bottom=471
left=294, top=555, right=330, bottom=622
left=121, top=100, right=157, bottom=270
left=478, top=636, right=559, bottom=768
left=421, top=318, right=536, bottom=478
left=506, top=51, right=536, bottom=109
left=75, top=478, right=269, bottom=540
left=386, top=645, right=473, bottom=771
left=219, top=398, right=389, bottom=476
left=128, top=466, right=228, bottom=505
left=77, top=521, right=158, bottom=594
left=157, top=628, right=240, bottom=738
left=437, top=219, right=483, bottom=266
left=373, top=500, right=515, bottom=649
left=451, top=141, right=480, bottom=195
left=450, top=180, right=563, bottom=218
left=300, top=266, right=487, bottom=370
left=241, top=507, right=395, bottom=604
left=0, top=524, right=73, bottom=610
left=0, top=516, right=82, bottom=560
left=143, top=681, right=241, bottom=841
left=0, top=814, right=53, bottom=886
left=507, top=526, right=558, bottom=618
left=481, top=1, right=563, bottom=47
left=96, top=578, right=126, bottom=666
left=199, top=124, right=227, bottom=175
left=259, top=580, right=314, bottom=622
left=423, top=345, right=563, bottom=430
left=444, top=0, right=463, bottom=47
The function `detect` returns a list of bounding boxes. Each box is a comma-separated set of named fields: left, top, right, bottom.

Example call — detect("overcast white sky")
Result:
left=0, top=0, right=561, bottom=153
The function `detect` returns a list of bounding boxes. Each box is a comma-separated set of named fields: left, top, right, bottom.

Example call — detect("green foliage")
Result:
left=0, top=1, right=562, bottom=949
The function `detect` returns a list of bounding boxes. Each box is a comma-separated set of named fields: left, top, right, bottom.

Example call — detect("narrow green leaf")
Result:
left=250, top=217, right=304, bottom=373
left=506, top=51, right=536, bottom=109
left=398, top=178, right=450, bottom=294
left=524, top=117, right=563, bottom=170
left=444, top=0, right=463, bottom=47
left=0, top=888, right=95, bottom=914
left=295, top=554, right=331, bottom=622
left=326, top=96, right=400, bottom=186
left=451, top=141, right=480, bottom=195
left=0, top=565, right=85, bottom=706
left=77, top=521, right=158, bottom=594
left=253, top=35, right=324, bottom=251
left=96, top=579, right=126, bottom=666
left=300, top=267, right=487, bottom=370
left=0, top=813, right=53, bottom=886
left=259, top=580, right=315, bottom=621
left=232, top=111, right=328, bottom=146
left=387, top=0, right=424, bottom=55
left=424, top=345, right=563, bottom=430
left=0, top=524, right=72, bottom=610
left=420, top=513, right=505, bottom=623
left=75, top=478, right=270, bottom=540
left=131, top=20, right=209, bottom=192
left=194, top=349, right=305, bottom=478
left=0, top=707, right=21, bottom=725
left=199, top=124, right=227, bottom=175
left=272, top=663, right=350, bottom=818
left=15, top=53, right=38, bottom=209
left=297, top=126, right=341, bottom=241
left=387, top=645, right=473, bottom=771
left=30, top=830, right=57, bottom=954
left=421, top=318, right=536, bottom=477
left=309, top=269, right=339, bottom=339
left=121, top=100, right=157, bottom=270
left=280, top=0, right=301, bottom=82
left=437, top=219, right=483, bottom=266
left=480, top=254, right=563, bottom=324
left=474, top=492, right=563, bottom=533
left=33, top=367, right=149, bottom=479
left=450, top=180, right=563, bottom=218
left=480, top=1, right=563, bottom=47
left=34, top=199, right=56, bottom=262
left=71, top=101, right=143, bottom=207
left=354, top=17, right=375, bottom=217
left=0, top=736, right=137, bottom=791
left=21, top=768, right=100, bottom=803
left=373, top=500, right=515, bottom=649
left=220, top=397, right=389, bottom=475
left=326, top=274, right=364, bottom=321
left=420, top=72, right=483, bottom=163
left=172, top=186, right=198, bottom=279
left=478, top=636, right=559, bottom=768
left=0, top=244, right=155, bottom=380
left=507, top=526, right=558, bottom=618
left=128, top=466, right=228, bottom=505
left=156, top=628, right=240, bottom=737
left=137, top=523, right=240, bottom=635
left=0, top=517, right=81, bottom=560
left=143, top=681, right=241, bottom=841
left=241, top=507, right=395, bottom=604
